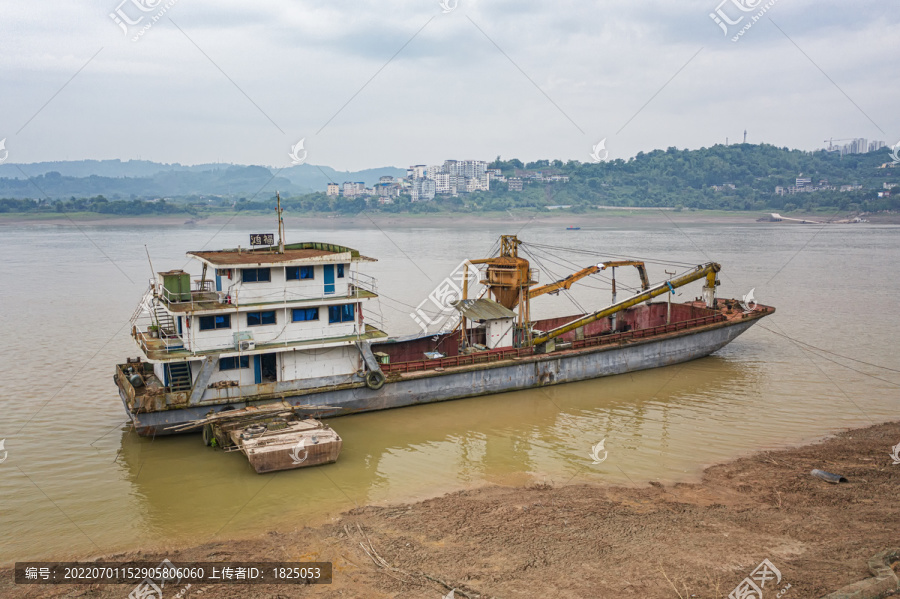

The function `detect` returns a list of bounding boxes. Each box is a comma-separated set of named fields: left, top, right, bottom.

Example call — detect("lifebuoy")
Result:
left=365, top=370, right=385, bottom=390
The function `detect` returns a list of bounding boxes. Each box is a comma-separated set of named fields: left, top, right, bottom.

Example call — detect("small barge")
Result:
left=172, top=402, right=343, bottom=473
left=115, top=216, right=773, bottom=449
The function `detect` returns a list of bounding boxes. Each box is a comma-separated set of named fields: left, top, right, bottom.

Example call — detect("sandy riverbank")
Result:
left=3, top=421, right=899, bottom=598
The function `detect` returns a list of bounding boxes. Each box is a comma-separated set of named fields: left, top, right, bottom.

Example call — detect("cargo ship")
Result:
left=115, top=218, right=773, bottom=437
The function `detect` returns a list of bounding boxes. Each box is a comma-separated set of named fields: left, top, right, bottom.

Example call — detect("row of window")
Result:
left=196, top=304, right=356, bottom=331
left=241, top=264, right=346, bottom=284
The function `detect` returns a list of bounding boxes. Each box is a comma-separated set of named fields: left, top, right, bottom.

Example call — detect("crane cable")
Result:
left=522, top=241, right=698, bottom=269
left=520, top=246, right=588, bottom=314
left=759, top=325, right=900, bottom=387
left=525, top=244, right=645, bottom=294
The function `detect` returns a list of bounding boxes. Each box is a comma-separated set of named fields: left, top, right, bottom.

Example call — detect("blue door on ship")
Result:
left=323, top=264, right=335, bottom=295
left=253, top=354, right=277, bottom=384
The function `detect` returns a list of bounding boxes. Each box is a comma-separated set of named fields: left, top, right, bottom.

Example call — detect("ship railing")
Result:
left=381, top=313, right=728, bottom=374
left=133, top=323, right=186, bottom=355
left=350, top=272, right=378, bottom=294
left=157, top=280, right=220, bottom=309
left=382, top=346, right=536, bottom=374
left=129, top=284, right=156, bottom=327
left=361, top=307, right=385, bottom=331
left=567, top=313, right=727, bottom=350
left=131, top=293, right=187, bottom=354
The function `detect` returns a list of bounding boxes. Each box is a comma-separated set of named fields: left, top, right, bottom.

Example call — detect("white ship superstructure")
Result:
left=127, top=241, right=386, bottom=410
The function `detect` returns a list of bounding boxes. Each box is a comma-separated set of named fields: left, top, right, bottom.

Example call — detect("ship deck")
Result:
left=135, top=323, right=388, bottom=361
left=160, top=288, right=378, bottom=313
left=378, top=300, right=772, bottom=378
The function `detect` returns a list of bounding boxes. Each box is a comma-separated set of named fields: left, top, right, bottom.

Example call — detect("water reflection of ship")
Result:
left=117, top=354, right=755, bottom=530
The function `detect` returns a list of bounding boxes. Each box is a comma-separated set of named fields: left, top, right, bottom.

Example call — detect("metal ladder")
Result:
left=165, top=361, right=192, bottom=392
left=154, top=306, right=177, bottom=337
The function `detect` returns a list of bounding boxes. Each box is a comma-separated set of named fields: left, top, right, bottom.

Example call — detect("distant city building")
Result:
left=326, top=183, right=340, bottom=196
left=508, top=177, right=523, bottom=192
left=375, top=182, right=401, bottom=198
left=433, top=173, right=451, bottom=194
left=835, top=138, right=884, bottom=156
left=407, top=165, right=427, bottom=179
left=776, top=176, right=842, bottom=195
left=342, top=181, right=366, bottom=197
left=410, top=178, right=436, bottom=202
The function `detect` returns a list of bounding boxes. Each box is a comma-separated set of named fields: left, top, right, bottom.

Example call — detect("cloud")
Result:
left=0, top=0, right=896, bottom=170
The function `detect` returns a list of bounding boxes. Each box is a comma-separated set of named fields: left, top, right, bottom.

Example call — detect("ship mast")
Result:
left=276, top=192, right=285, bottom=253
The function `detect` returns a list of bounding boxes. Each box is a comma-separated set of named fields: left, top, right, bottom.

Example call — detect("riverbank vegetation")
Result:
left=2, top=144, right=898, bottom=217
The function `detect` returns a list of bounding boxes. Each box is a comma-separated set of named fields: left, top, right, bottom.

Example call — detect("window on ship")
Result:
left=292, top=307, right=319, bottom=322
left=286, top=266, right=315, bottom=280
left=247, top=311, right=276, bottom=326
left=242, top=268, right=271, bottom=283
left=328, top=304, right=355, bottom=323
left=198, top=314, right=231, bottom=330
left=219, top=356, right=250, bottom=370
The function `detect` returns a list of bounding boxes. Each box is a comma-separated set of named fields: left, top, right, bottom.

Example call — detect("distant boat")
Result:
left=566, top=226, right=581, bottom=230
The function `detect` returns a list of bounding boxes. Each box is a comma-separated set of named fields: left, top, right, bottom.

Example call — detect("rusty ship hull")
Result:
left=118, top=301, right=772, bottom=436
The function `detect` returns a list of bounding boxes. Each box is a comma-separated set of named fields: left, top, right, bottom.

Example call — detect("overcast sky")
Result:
left=2, top=1, right=897, bottom=171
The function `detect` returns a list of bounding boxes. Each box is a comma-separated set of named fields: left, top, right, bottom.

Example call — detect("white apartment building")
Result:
left=342, top=182, right=366, bottom=197
left=411, top=178, right=436, bottom=202
left=407, top=165, right=427, bottom=179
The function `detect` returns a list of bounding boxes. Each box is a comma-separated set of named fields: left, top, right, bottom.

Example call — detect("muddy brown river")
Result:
left=1, top=219, right=898, bottom=564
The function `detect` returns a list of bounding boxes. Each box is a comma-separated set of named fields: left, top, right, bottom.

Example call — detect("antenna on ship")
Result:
left=144, top=244, right=156, bottom=279
left=276, top=191, right=285, bottom=253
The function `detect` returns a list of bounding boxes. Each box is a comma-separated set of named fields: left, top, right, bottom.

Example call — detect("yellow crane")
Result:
left=531, top=262, right=720, bottom=350
left=527, top=264, right=602, bottom=299
left=527, top=260, right=650, bottom=300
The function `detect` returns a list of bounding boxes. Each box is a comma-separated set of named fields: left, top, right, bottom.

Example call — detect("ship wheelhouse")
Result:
left=123, top=242, right=386, bottom=412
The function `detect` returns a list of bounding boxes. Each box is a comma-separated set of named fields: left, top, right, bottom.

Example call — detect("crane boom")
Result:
left=528, top=260, right=650, bottom=300
left=601, top=261, right=650, bottom=291
left=531, top=262, right=721, bottom=348
left=527, top=264, right=602, bottom=299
